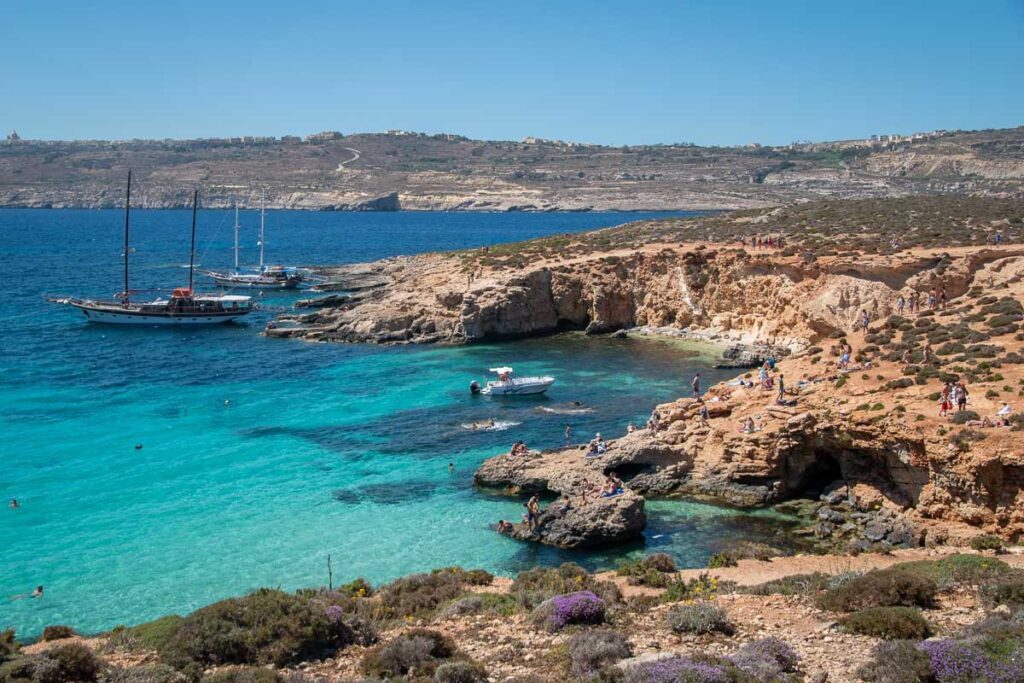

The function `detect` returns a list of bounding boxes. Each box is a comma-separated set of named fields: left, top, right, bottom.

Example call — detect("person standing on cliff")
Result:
left=564, top=423, right=571, bottom=447
left=776, top=374, right=786, bottom=404
left=896, top=294, right=905, bottom=316
left=956, top=382, right=969, bottom=412
left=691, top=373, right=701, bottom=399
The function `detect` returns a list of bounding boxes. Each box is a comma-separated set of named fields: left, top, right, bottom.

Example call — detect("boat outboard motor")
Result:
left=470, top=380, right=481, bottom=395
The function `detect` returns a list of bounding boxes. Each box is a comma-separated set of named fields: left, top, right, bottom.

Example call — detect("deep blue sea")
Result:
left=0, top=209, right=796, bottom=638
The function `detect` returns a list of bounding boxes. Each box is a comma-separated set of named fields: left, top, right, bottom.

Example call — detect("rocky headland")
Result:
left=268, top=197, right=1024, bottom=554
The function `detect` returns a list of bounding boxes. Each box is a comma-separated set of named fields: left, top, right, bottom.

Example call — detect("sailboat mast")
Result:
left=233, top=197, right=240, bottom=271
left=259, top=189, right=266, bottom=270
left=188, top=190, right=198, bottom=293
left=123, top=170, right=131, bottom=304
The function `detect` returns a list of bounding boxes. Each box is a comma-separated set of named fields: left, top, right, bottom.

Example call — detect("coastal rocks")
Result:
left=273, top=242, right=1009, bottom=349
left=510, top=491, right=647, bottom=548
left=321, top=191, right=401, bottom=211
left=295, top=294, right=349, bottom=308
left=714, top=343, right=790, bottom=369
left=475, top=441, right=657, bottom=548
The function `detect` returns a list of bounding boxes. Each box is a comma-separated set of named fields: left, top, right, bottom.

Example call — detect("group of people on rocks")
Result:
left=894, top=286, right=947, bottom=317
left=739, top=235, right=784, bottom=250
left=585, top=433, right=608, bottom=457
left=496, top=472, right=626, bottom=535
left=509, top=440, right=529, bottom=457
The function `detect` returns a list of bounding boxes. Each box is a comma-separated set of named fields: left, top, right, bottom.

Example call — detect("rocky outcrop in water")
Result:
left=509, top=492, right=646, bottom=548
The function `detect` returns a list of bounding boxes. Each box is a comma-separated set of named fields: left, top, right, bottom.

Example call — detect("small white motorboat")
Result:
left=478, top=367, right=555, bottom=396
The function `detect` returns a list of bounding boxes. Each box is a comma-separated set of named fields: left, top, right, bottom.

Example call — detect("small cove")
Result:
left=2, top=209, right=799, bottom=637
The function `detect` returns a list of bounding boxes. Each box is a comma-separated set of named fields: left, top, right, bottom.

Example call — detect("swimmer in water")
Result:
left=448, top=462, right=454, bottom=476
left=134, top=443, right=143, bottom=450
left=9, top=585, right=43, bottom=601
left=8, top=498, right=18, bottom=509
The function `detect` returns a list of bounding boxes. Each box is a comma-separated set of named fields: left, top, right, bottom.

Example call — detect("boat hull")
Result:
left=72, top=303, right=249, bottom=325
left=208, top=275, right=300, bottom=290
left=481, top=378, right=555, bottom=396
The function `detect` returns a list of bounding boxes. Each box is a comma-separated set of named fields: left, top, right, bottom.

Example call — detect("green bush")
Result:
left=111, top=616, right=184, bottom=652
left=950, top=411, right=981, bottom=424
left=567, top=629, right=632, bottom=679
left=159, top=589, right=356, bottom=670
left=433, top=660, right=487, bottom=683
left=336, top=578, right=374, bottom=597
left=377, top=572, right=468, bottom=620
left=856, top=640, right=934, bottom=683
left=640, top=553, right=677, bottom=573
left=102, top=664, right=188, bottom=683
left=617, top=554, right=678, bottom=586
left=707, top=552, right=737, bottom=569
left=744, top=572, right=832, bottom=596
left=839, top=607, right=931, bottom=640
left=666, top=603, right=733, bottom=635
left=24, top=643, right=104, bottom=683
left=360, top=629, right=456, bottom=679
left=431, top=567, right=493, bottom=586
left=817, top=568, right=936, bottom=612
left=40, top=627, right=76, bottom=643
left=969, top=535, right=1004, bottom=552
left=440, top=593, right=517, bottom=619
left=892, top=554, right=1013, bottom=588
left=661, top=574, right=726, bottom=603
left=980, top=575, right=1024, bottom=607
left=0, top=631, right=19, bottom=664
left=510, top=563, right=620, bottom=609
left=201, top=667, right=282, bottom=683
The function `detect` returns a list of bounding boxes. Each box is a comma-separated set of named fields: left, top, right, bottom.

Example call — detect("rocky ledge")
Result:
left=471, top=237, right=1024, bottom=548
left=475, top=446, right=648, bottom=547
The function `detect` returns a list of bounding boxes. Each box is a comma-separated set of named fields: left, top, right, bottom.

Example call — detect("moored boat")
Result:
left=478, top=367, right=555, bottom=396
left=202, top=192, right=303, bottom=289
left=51, top=174, right=252, bottom=326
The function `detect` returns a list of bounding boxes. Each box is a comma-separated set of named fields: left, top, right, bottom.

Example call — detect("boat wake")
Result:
left=461, top=420, right=521, bottom=432
left=536, top=402, right=594, bottom=415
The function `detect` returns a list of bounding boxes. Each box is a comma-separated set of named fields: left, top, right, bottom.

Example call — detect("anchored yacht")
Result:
left=51, top=173, right=253, bottom=326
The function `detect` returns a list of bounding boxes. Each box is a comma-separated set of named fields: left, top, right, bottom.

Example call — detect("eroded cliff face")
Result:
left=274, top=240, right=1024, bottom=544
left=461, top=244, right=1024, bottom=546
left=268, top=244, right=1018, bottom=352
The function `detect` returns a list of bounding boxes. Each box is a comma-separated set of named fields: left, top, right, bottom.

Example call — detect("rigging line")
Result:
left=196, top=198, right=235, bottom=267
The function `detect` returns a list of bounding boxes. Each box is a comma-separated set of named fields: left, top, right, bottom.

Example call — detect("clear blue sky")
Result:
left=2, top=0, right=1021, bottom=146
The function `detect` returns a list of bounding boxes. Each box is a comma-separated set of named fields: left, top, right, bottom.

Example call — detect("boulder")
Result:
left=511, top=490, right=646, bottom=548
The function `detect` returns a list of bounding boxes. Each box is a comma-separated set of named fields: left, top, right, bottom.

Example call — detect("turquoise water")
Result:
left=0, top=209, right=792, bottom=638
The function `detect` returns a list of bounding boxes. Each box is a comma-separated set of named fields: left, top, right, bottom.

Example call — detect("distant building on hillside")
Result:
left=6, top=130, right=20, bottom=142
left=280, top=135, right=301, bottom=144
left=305, top=131, right=344, bottom=143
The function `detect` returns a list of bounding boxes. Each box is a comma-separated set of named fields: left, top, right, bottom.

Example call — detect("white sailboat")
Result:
left=203, top=191, right=303, bottom=289
left=51, top=174, right=253, bottom=326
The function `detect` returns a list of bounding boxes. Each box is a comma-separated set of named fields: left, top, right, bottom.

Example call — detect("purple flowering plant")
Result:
left=537, top=590, right=606, bottom=630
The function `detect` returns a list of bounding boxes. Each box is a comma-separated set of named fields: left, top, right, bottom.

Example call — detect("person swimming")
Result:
left=134, top=443, right=143, bottom=450
left=9, top=585, right=43, bottom=601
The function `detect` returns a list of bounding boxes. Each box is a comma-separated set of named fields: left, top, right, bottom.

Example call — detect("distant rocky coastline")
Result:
left=3, top=126, right=1023, bottom=211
